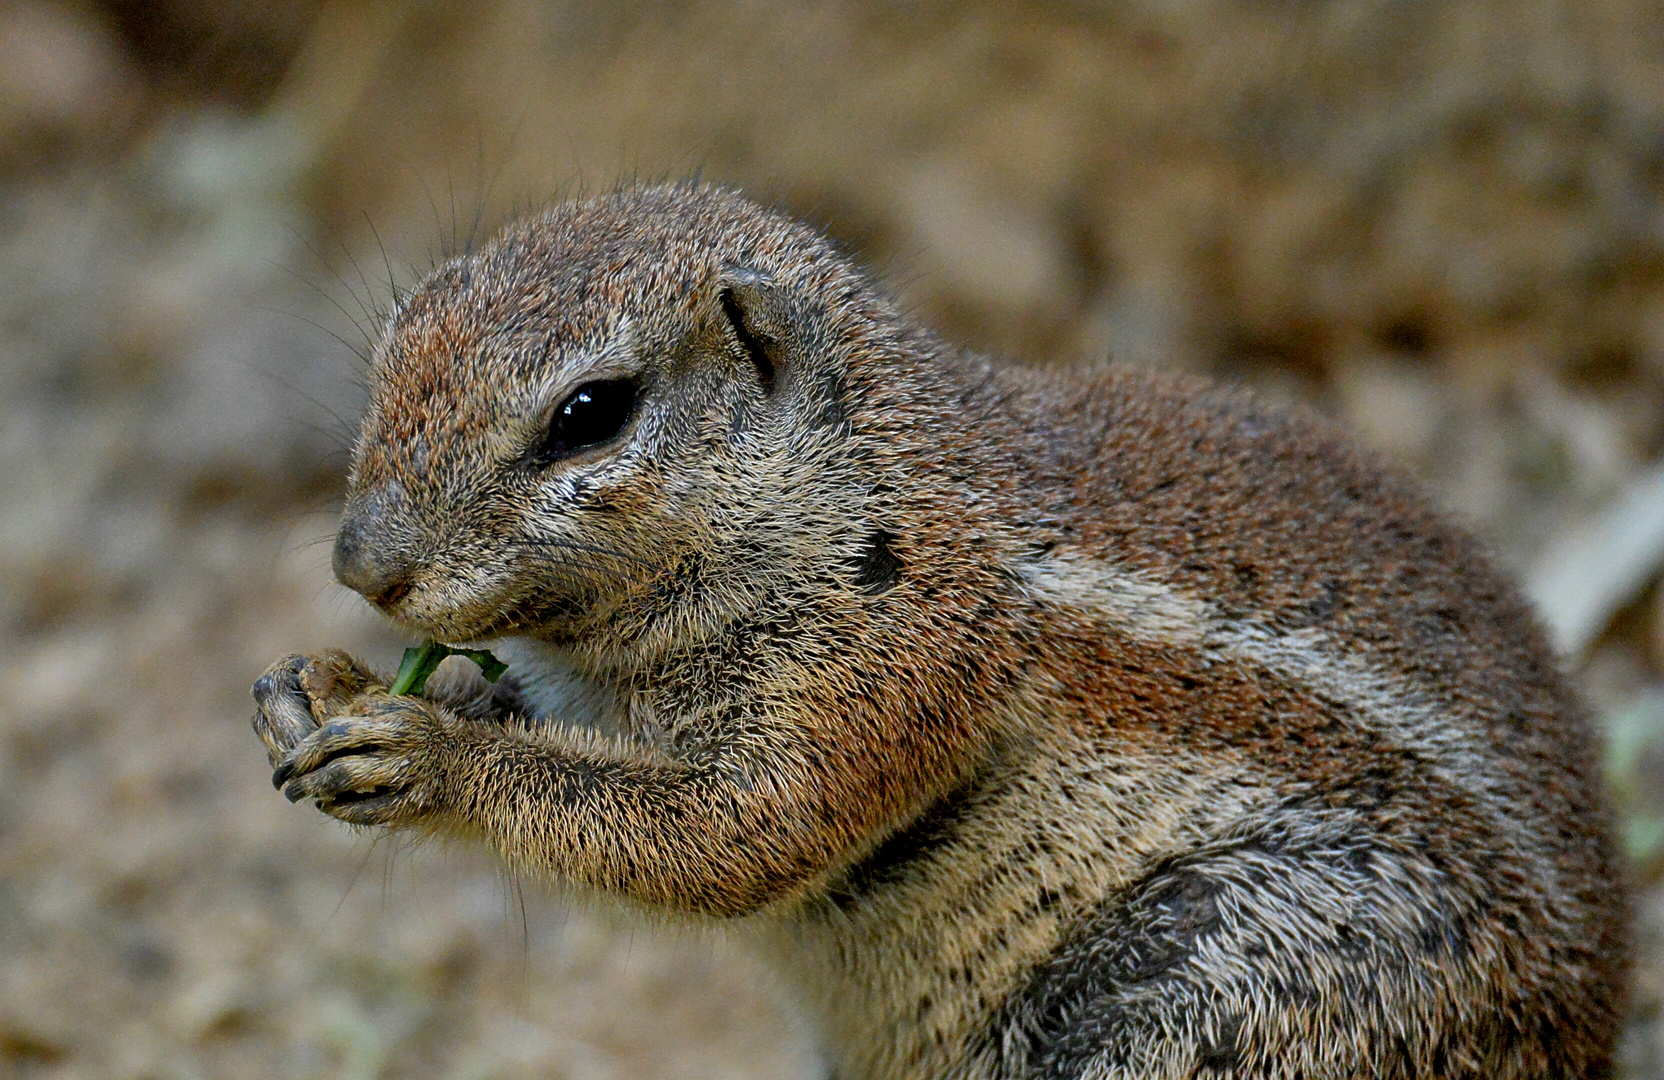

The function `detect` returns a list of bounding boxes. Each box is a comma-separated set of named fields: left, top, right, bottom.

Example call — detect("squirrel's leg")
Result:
left=253, top=652, right=906, bottom=917
left=994, top=816, right=1561, bottom=1080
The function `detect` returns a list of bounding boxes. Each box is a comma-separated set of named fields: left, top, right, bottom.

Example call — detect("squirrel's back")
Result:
left=826, top=364, right=1629, bottom=1077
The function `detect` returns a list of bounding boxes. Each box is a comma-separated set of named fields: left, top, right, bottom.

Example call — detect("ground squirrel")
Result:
left=252, top=184, right=1627, bottom=1078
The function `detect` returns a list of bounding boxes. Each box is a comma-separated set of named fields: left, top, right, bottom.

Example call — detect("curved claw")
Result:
left=320, top=791, right=406, bottom=827
left=270, top=699, right=443, bottom=826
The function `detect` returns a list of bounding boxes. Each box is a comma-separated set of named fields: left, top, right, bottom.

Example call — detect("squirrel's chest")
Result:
left=501, top=639, right=746, bottom=755
left=755, top=731, right=1265, bottom=1080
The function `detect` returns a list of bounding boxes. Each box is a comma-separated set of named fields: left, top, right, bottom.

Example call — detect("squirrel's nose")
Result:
left=333, top=493, right=416, bottom=608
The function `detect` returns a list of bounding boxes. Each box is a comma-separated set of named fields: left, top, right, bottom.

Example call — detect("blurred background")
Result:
left=1, top=0, right=1663, bottom=1076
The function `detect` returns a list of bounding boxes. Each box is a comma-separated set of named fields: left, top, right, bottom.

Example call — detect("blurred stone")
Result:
left=1653, top=584, right=1664, bottom=673
left=0, top=2, right=138, bottom=172
left=897, top=161, right=1070, bottom=318
left=1529, top=463, right=1664, bottom=656
left=165, top=971, right=252, bottom=1045
left=99, top=0, right=328, bottom=112
left=1330, top=353, right=1446, bottom=464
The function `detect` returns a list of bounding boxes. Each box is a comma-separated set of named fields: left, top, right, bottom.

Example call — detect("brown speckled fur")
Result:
left=252, top=184, right=1627, bottom=1078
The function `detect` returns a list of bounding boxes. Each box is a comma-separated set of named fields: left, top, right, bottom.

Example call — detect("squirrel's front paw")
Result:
left=271, top=697, right=452, bottom=827
left=251, top=650, right=380, bottom=766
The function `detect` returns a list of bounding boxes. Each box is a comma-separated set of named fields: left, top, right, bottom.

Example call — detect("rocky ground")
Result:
left=2, top=1, right=1663, bottom=1076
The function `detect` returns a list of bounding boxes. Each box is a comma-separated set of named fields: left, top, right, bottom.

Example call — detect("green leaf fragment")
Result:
left=389, top=640, right=508, bottom=697
left=454, top=648, right=508, bottom=683
left=390, top=643, right=443, bottom=696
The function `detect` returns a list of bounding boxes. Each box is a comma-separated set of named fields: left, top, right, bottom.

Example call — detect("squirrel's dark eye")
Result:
left=533, top=379, right=637, bottom=465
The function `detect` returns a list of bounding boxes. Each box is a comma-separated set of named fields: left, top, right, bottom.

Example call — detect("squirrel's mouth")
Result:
left=358, top=537, right=664, bottom=649
left=382, top=584, right=593, bottom=647
left=366, top=580, right=511, bottom=644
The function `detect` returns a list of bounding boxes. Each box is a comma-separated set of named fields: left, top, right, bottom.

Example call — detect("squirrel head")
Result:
left=332, top=185, right=931, bottom=662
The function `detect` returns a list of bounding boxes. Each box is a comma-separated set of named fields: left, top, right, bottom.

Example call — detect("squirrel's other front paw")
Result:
left=271, top=697, right=451, bottom=827
left=251, top=650, right=380, bottom=766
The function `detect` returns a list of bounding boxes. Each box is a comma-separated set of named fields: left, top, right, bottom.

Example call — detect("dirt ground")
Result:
left=3, top=1, right=1664, bottom=1076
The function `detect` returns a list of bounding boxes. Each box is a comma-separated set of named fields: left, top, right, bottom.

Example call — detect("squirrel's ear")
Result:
left=717, top=265, right=796, bottom=392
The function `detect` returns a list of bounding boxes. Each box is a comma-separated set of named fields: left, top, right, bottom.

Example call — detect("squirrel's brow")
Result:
left=526, top=316, right=641, bottom=405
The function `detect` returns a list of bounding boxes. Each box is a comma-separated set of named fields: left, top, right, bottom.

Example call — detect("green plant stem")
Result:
left=389, top=641, right=507, bottom=697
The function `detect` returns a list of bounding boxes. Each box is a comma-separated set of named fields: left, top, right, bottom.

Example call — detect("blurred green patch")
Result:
left=1606, top=690, right=1664, bottom=881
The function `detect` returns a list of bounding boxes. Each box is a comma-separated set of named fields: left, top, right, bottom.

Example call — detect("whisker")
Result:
left=280, top=225, right=381, bottom=356
left=509, top=537, right=658, bottom=568
left=256, top=284, right=374, bottom=367
left=510, top=561, right=649, bottom=590
left=284, top=532, right=340, bottom=556
left=331, top=228, right=389, bottom=331
left=363, top=212, right=403, bottom=314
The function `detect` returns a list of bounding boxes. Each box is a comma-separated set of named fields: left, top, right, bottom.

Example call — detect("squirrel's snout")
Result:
left=333, top=501, right=416, bottom=609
